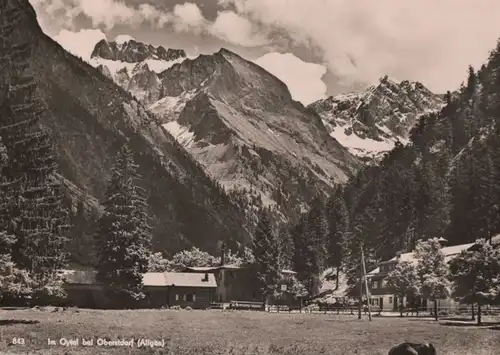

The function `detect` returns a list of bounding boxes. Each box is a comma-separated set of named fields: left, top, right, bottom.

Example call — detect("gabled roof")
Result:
left=142, top=272, right=166, bottom=286
left=184, top=264, right=296, bottom=274
left=61, top=270, right=217, bottom=288
left=163, top=272, right=217, bottom=288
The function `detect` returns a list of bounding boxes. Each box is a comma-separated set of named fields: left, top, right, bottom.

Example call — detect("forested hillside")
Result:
left=289, top=39, right=500, bottom=295
left=1, top=0, right=254, bottom=265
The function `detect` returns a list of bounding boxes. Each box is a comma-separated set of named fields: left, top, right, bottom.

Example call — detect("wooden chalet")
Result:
left=61, top=270, right=217, bottom=309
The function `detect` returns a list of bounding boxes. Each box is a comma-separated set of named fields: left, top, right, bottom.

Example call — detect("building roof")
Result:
left=184, top=264, right=296, bottom=274
left=142, top=272, right=166, bottom=286
left=367, top=242, right=475, bottom=276
left=61, top=270, right=217, bottom=288
left=184, top=266, right=221, bottom=272
left=163, top=272, right=217, bottom=288
left=60, top=269, right=97, bottom=285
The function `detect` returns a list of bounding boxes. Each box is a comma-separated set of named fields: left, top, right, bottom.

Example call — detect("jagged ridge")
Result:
left=308, top=75, right=443, bottom=162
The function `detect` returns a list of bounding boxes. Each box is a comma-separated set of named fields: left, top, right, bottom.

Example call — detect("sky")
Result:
left=29, top=0, right=500, bottom=105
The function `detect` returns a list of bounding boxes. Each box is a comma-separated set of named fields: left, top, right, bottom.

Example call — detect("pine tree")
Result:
left=95, top=144, right=152, bottom=308
left=325, top=187, right=349, bottom=288
left=414, top=162, right=448, bottom=241
left=251, top=208, right=281, bottom=303
left=0, top=3, right=70, bottom=294
left=293, top=197, right=328, bottom=295
left=0, top=137, right=31, bottom=303
left=277, top=223, right=294, bottom=270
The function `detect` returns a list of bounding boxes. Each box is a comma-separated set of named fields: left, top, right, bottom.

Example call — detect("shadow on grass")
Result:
left=439, top=320, right=500, bottom=329
left=440, top=317, right=474, bottom=322
left=0, top=319, right=40, bottom=326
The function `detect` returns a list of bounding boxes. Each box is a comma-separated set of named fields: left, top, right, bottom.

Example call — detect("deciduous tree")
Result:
left=386, top=261, right=420, bottom=317
left=449, top=239, right=500, bottom=325
left=414, top=238, right=452, bottom=320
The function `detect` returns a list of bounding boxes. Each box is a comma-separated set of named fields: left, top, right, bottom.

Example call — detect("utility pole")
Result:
left=358, top=273, right=362, bottom=320
left=361, top=245, right=372, bottom=321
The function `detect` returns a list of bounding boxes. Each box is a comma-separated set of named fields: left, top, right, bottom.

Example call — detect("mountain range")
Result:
left=90, top=39, right=443, bottom=165
left=8, top=0, right=447, bottom=263
left=89, top=37, right=360, bottom=221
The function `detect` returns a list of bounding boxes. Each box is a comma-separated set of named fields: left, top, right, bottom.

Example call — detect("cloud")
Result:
left=219, top=0, right=500, bottom=93
left=30, top=0, right=272, bottom=49
left=254, top=52, right=327, bottom=105
left=210, top=11, right=269, bottom=47
left=53, top=28, right=107, bottom=60
left=171, top=3, right=206, bottom=34
left=30, top=0, right=173, bottom=31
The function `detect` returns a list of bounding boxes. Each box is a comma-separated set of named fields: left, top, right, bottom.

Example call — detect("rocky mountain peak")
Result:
left=150, top=47, right=359, bottom=221
left=308, top=76, right=443, bottom=162
left=90, top=38, right=187, bottom=63
left=158, top=47, right=293, bottom=108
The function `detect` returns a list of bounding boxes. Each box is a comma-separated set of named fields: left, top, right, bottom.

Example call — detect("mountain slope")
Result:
left=308, top=76, right=443, bottom=162
left=89, top=38, right=189, bottom=105
left=10, top=0, right=251, bottom=258
left=149, top=48, right=360, bottom=221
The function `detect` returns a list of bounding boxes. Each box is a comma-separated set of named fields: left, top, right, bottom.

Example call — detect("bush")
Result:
left=31, top=279, right=68, bottom=307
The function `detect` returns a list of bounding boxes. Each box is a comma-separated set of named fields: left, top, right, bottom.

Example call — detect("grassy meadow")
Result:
left=0, top=308, right=498, bottom=355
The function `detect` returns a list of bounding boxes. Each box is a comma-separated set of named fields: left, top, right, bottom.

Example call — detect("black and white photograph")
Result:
left=0, top=0, right=500, bottom=353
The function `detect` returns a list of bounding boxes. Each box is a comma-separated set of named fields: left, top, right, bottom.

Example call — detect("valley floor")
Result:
left=0, top=308, right=498, bottom=355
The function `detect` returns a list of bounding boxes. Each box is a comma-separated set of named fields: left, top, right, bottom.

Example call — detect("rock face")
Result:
left=89, top=39, right=188, bottom=106
left=91, top=39, right=187, bottom=63
left=9, top=0, right=252, bottom=256
left=308, top=75, right=443, bottom=162
left=150, top=48, right=360, bottom=222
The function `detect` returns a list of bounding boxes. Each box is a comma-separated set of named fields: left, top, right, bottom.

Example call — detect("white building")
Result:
left=366, top=238, right=475, bottom=312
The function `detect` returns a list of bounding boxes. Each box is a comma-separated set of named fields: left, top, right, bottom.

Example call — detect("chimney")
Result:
left=202, top=272, right=209, bottom=282
left=220, top=241, right=226, bottom=266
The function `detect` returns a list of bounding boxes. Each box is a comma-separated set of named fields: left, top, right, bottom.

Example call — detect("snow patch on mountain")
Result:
left=309, top=76, right=443, bottom=162
left=149, top=90, right=198, bottom=119
left=89, top=57, right=186, bottom=77
left=162, top=121, right=196, bottom=147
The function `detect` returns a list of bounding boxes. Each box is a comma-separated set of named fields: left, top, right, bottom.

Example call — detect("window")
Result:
left=175, top=294, right=179, bottom=301
left=389, top=297, right=393, bottom=304
left=183, top=294, right=187, bottom=301
left=186, top=294, right=195, bottom=302
left=372, top=281, right=378, bottom=289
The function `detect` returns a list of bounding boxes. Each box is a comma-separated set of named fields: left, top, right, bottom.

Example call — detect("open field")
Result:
left=0, top=308, right=498, bottom=355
